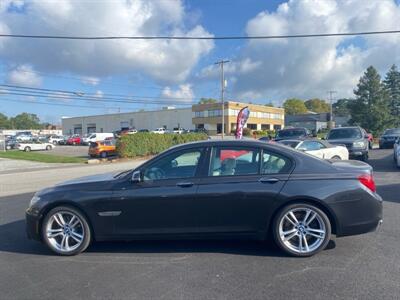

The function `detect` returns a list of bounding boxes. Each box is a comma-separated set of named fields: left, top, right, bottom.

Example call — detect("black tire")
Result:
left=361, top=153, right=368, bottom=162
left=369, top=141, right=373, bottom=150
left=24, top=146, right=31, bottom=152
left=272, top=203, right=331, bottom=257
left=41, top=206, right=91, bottom=256
left=46, top=145, right=52, bottom=150
left=331, top=155, right=341, bottom=160
left=100, top=151, right=107, bottom=158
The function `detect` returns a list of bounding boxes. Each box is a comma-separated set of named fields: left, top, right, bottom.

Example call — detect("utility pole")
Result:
left=215, top=60, right=229, bottom=139
left=327, top=90, right=337, bottom=128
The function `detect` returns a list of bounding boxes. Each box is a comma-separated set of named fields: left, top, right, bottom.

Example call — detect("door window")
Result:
left=143, top=149, right=202, bottom=181
left=209, top=147, right=260, bottom=176
left=261, top=151, right=291, bottom=174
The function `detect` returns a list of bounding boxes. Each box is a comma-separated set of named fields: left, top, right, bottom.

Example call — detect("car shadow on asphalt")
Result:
left=0, top=219, right=338, bottom=257
left=369, top=150, right=398, bottom=172
left=377, top=184, right=400, bottom=204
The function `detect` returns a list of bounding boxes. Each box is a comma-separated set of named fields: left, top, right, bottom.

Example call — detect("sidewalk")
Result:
left=0, top=159, right=147, bottom=197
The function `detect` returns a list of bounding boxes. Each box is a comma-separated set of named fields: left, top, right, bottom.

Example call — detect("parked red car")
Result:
left=67, top=135, right=82, bottom=145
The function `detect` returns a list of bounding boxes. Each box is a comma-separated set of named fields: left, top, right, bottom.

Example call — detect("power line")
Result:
left=1, top=30, right=399, bottom=40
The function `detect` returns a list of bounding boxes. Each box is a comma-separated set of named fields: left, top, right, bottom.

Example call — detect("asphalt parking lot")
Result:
left=0, top=149, right=399, bottom=299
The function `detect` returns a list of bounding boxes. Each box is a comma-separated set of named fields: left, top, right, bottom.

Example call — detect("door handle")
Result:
left=176, top=182, right=194, bottom=188
left=259, top=177, right=279, bottom=184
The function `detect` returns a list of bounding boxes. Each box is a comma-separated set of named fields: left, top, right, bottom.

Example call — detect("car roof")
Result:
left=278, top=127, right=307, bottom=131
left=330, top=126, right=360, bottom=130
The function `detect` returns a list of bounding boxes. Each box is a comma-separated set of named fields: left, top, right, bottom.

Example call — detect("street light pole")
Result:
left=328, top=90, right=337, bottom=128
left=215, top=60, right=229, bottom=139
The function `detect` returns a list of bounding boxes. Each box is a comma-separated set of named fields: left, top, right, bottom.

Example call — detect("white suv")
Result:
left=152, top=128, right=166, bottom=134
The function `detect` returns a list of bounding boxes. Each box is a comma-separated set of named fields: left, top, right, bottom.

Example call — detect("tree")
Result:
left=199, top=98, right=218, bottom=104
left=304, top=98, right=330, bottom=113
left=0, top=113, right=10, bottom=129
left=265, top=102, right=274, bottom=107
left=283, top=98, right=307, bottom=115
left=349, top=66, right=392, bottom=135
left=333, top=99, right=352, bottom=117
left=383, top=64, right=400, bottom=126
left=9, top=113, right=42, bottom=129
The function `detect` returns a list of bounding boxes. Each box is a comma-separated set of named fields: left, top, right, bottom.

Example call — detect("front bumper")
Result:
left=26, top=208, right=42, bottom=241
left=348, top=148, right=368, bottom=158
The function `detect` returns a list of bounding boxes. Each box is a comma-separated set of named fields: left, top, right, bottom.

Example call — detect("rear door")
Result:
left=195, top=146, right=292, bottom=234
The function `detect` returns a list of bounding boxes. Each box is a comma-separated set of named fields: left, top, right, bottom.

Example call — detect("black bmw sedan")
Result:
left=26, top=140, right=382, bottom=257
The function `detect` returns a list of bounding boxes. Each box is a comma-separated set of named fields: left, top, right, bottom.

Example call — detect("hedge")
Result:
left=116, top=132, right=209, bottom=158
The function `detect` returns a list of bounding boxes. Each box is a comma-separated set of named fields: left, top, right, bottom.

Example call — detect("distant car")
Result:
left=5, top=137, right=18, bottom=150
left=326, top=126, right=369, bottom=161
left=152, top=128, right=167, bottom=134
left=379, top=128, right=400, bottom=149
left=88, top=139, right=116, bottom=158
left=173, top=127, right=185, bottom=134
left=394, top=138, right=400, bottom=168
left=17, top=140, right=54, bottom=152
left=279, top=139, right=349, bottom=160
left=67, top=135, right=82, bottom=145
left=84, top=133, right=114, bottom=144
left=258, top=136, right=273, bottom=142
left=48, top=135, right=64, bottom=145
left=57, top=136, right=69, bottom=145
left=16, top=134, right=33, bottom=142
left=274, top=127, right=312, bottom=141
left=138, top=129, right=149, bottom=133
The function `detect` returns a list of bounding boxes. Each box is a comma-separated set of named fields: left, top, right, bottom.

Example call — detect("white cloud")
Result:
left=0, top=0, right=214, bottom=83
left=94, top=90, right=104, bottom=98
left=161, top=84, right=194, bottom=102
left=6, top=65, right=42, bottom=87
left=81, top=76, right=100, bottom=86
left=204, top=0, right=400, bottom=103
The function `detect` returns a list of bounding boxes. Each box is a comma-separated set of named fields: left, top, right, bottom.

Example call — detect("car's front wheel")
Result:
left=41, top=206, right=91, bottom=256
left=273, top=203, right=331, bottom=257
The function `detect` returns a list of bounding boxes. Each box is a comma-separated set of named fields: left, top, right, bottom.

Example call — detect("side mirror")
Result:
left=131, top=170, right=142, bottom=183
left=364, top=134, right=369, bottom=139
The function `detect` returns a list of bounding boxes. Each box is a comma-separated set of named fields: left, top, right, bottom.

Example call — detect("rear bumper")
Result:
left=332, top=192, right=383, bottom=237
left=348, top=148, right=368, bottom=158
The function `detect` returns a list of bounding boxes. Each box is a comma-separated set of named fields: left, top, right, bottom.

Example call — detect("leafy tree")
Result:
left=199, top=98, right=218, bottom=104
left=383, top=64, right=400, bottom=126
left=283, top=98, right=307, bottom=115
left=9, top=113, right=42, bottom=129
left=265, top=102, right=274, bottom=107
left=333, top=99, right=352, bottom=117
left=349, top=66, right=392, bottom=135
left=304, top=98, right=330, bottom=113
left=0, top=113, right=10, bottom=129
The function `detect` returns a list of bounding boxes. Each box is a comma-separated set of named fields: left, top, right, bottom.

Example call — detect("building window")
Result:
left=195, top=111, right=204, bottom=118
left=120, top=121, right=129, bottom=130
left=250, top=111, right=257, bottom=118
left=228, top=109, right=240, bottom=116
left=73, top=125, right=82, bottom=135
left=208, top=110, right=222, bottom=117
left=247, top=123, right=257, bottom=130
left=261, top=124, right=270, bottom=130
left=274, top=124, right=282, bottom=130
left=196, top=124, right=205, bottom=129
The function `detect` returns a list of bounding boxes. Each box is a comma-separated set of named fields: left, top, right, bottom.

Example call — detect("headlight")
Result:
left=353, top=141, right=366, bottom=148
left=30, top=195, right=41, bottom=206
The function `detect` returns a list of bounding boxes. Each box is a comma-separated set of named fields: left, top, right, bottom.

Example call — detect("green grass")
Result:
left=0, top=150, right=86, bottom=163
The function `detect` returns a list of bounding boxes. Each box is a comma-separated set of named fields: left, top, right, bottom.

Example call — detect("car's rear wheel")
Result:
left=42, top=206, right=91, bottom=256
left=46, top=145, right=52, bottom=150
left=361, top=153, right=368, bottom=162
left=331, top=155, right=341, bottom=160
left=24, top=146, right=31, bottom=152
left=273, top=203, right=331, bottom=257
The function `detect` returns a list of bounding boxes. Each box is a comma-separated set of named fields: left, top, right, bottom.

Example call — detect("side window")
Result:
left=261, top=151, right=291, bottom=174
left=209, top=147, right=260, bottom=176
left=143, top=149, right=202, bottom=181
left=299, top=141, right=325, bottom=151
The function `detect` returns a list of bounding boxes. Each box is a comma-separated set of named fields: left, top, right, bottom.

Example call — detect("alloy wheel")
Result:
left=45, top=211, right=85, bottom=253
left=278, top=207, right=327, bottom=255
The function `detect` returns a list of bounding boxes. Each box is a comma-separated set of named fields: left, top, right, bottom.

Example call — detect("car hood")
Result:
left=56, top=172, right=118, bottom=186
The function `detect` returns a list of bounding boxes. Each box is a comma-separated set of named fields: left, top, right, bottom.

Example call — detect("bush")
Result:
left=242, top=128, right=252, bottom=136
left=116, top=133, right=209, bottom=158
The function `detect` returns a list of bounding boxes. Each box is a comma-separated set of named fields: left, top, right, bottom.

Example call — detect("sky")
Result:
left=0, top=0, right=400, bottom=124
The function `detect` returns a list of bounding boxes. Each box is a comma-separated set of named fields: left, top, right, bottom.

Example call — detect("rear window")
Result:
left=327, top=128, right=362, bottom=139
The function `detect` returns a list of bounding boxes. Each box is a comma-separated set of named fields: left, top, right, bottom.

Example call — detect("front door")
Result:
left=111, top=147, right=205, bottom=237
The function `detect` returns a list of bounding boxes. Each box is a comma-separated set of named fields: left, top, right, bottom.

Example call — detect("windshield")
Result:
left=279, top=141, right=300, bottom=148
left=277, top=129, right=306, bottom=138
left=384, top=129, right=400, bottom=135
left=327, top=128, right=362, bottom=139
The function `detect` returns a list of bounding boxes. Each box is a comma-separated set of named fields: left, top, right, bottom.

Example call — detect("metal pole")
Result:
left=215, top=60, right=229, bottom=139
left=328, top=90, right=337, bottom=128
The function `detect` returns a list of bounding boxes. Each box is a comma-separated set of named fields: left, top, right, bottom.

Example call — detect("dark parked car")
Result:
left=274, top=127, right=312, bottom=141
left=379, top=128, right=400, bottom=149
left=326, top=126, right=369, bottom=161
left=26, top=140, right=382, bottom=257
left=5, top=137, right=18, bottom=150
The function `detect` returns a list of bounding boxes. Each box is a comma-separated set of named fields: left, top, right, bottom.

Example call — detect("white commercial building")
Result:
left=62, top=107, right=193, bottom=135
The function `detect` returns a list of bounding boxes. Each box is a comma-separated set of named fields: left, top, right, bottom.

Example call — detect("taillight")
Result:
left=358, top=174, right=376, bottom=192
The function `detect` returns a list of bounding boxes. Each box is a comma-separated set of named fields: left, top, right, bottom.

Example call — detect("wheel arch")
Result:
left=267, top=197, right=338, bottom=237
left=39, top=201, right=95, bottom=241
